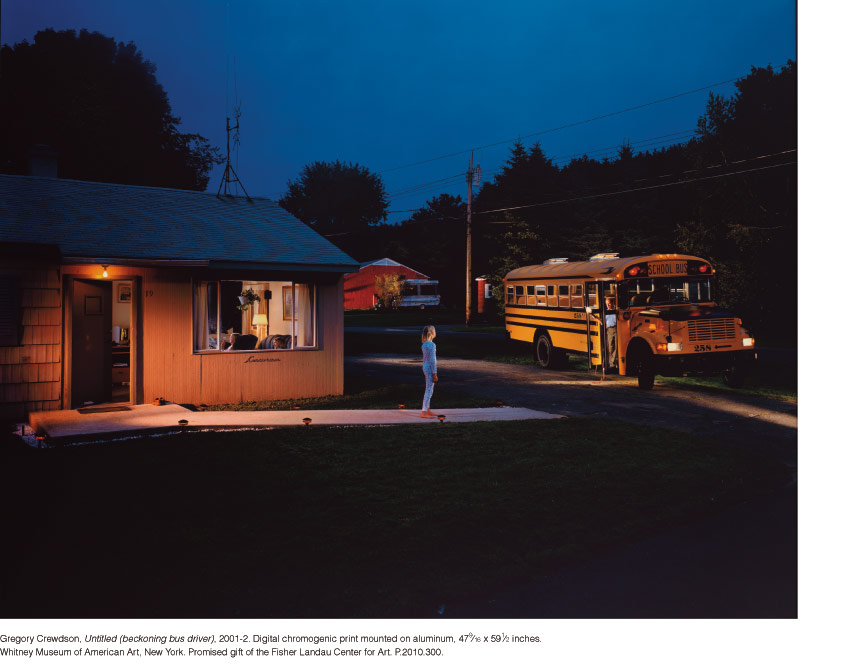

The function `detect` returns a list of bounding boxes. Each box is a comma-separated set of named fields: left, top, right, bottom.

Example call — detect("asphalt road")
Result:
left=344, top=350, right=798, bottom=618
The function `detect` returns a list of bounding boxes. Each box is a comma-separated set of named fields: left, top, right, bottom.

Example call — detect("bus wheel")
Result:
left=634, top=353, right=656, bottom=390
left=534, top=332, right=556, bottom=369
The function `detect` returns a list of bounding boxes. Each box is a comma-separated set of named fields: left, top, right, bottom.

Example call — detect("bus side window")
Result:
left=536, top=285, right=546, bottom=305
left=547, top=285, right=556, bottom=307
left=506, top=285, right=514, bottom=304
left=558, top=284, right=570, bottom=308
left=586, top=284, right=598, bottom=309
left=570, top=284, right=584, bottom=309
left=527, top=286, right=535, bottom=305
left=515, top=285, right=525, bottom=305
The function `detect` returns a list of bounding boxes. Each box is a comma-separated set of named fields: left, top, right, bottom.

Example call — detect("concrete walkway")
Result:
left=28, top=403, right=563, bottom=444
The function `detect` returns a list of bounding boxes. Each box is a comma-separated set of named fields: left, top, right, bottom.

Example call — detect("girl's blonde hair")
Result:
left=421, top=325, right=436, bottom=343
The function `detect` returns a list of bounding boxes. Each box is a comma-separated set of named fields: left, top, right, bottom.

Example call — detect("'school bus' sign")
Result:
left=647, top=260, right=688, bottom=277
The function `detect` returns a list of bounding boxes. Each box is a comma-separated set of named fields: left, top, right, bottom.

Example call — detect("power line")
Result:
left=318, top=151, right=795, bottom=238
left=377, top=75, right=743, bottom=174
left=476, top=154, right=796, bottom=216
left=384, top=129, right=701, bottom=205
left=386, top=172, right=467, bottom=197
left=397, top=149, right=795, bottom=216
left=551, top=131, right=699, bottom=165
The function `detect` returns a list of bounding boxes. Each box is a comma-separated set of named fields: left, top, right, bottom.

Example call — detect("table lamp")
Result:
left=252, top=313, right=268, bottom=338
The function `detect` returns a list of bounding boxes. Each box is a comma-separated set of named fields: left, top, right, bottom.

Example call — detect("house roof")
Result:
left=359, top=257, right=404, bottom=269
left=0, top=175, right=359, bottom=273
left=357, top=258, right=430, bottom=277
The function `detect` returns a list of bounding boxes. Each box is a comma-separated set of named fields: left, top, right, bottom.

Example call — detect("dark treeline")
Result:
left=346, top=62, right=795, bottom=340
left=1, top=29, right=220, bottom=190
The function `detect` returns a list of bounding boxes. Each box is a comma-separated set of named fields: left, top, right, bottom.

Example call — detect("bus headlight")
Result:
left=742, top=338, right=754, bottom=347
left=667, top=342, right=683, bottom=352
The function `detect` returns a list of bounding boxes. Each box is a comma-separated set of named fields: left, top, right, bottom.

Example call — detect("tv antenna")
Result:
left=218, top=1, right=250, bottom=199
left=217, top=106, right=251, bottom=199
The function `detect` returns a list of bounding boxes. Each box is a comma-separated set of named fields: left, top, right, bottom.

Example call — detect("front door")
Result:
left=71, top=279, right=113, bottom=407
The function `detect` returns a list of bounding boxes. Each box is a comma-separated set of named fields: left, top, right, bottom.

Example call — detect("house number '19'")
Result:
left=145, top=290, right=154, bottom=297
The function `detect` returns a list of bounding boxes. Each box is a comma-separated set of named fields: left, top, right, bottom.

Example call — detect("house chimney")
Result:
left=27, top=145, right=58, bottom=178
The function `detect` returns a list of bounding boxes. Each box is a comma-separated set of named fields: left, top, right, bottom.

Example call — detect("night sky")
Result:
left=2, top=1, right=796, bottom=222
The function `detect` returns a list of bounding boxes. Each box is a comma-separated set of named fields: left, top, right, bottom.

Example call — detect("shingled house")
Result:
left=0, top=175, right=358, bottom=420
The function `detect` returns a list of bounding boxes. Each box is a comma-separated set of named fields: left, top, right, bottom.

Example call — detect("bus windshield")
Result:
left=620, top=277, right=713, bottom=307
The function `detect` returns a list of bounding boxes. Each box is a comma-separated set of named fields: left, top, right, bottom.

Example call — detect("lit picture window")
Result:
left=193, top=280, right=316, bottom=352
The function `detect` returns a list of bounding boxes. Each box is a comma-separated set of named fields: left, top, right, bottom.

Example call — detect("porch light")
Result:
left=102, top=265, right=109, bottom=278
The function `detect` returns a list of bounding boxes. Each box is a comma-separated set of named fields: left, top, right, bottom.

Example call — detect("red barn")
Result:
left=344, top=258, right=439, bottom=309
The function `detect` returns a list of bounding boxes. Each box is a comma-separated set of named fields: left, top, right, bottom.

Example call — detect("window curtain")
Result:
left=193, top=282, right=209, bottom=350
left=295, top=284, right=314, bottom=347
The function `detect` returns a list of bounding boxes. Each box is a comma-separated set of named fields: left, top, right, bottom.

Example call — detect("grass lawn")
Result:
left=0, top=418, right=790, bottom=618
left=656, top=355, right=797, bottom=400
left=657, top=373, right=797, bottom=401
left=206, top=375, right=496, bottom=411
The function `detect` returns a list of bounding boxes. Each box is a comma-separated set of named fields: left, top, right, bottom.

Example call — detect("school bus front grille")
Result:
left=687, top=319, right=736, bottom=342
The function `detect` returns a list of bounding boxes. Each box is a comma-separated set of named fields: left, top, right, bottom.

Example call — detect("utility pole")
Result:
left=465, top=154, right=481, bottom=326
left=465, top=154, right=473, bottom=326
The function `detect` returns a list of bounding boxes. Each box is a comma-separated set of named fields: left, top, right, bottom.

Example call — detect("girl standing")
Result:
left=421, top=325, right=438, bottom=418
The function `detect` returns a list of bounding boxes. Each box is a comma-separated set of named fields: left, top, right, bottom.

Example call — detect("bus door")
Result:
left=585, top=281, right=603, bottom=369
left=601, top=281, right=619, bottom=371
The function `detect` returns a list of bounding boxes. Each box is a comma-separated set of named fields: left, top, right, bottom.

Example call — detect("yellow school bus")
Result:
left=504, top=253, right=756, bottom=389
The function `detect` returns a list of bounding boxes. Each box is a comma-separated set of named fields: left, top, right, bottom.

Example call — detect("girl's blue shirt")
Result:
left=422, top=340, right=437, bottom=375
